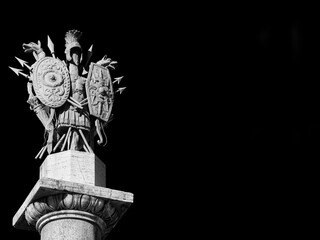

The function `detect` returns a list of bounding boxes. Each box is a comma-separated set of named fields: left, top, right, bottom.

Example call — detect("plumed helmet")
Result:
left=64, top=29, right=82, bottom=61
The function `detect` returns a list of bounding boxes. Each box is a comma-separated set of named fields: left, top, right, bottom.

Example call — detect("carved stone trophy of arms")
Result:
left=9, top=30, right=126, bottom=159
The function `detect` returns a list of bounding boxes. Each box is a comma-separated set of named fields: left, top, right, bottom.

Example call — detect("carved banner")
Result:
left=32, top=57, right=70, bottom=108
left=86, top=63, right=114, bottom=122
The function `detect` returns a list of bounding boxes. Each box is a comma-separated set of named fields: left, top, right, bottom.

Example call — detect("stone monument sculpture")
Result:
left=10, top=30, right=133, bottom=240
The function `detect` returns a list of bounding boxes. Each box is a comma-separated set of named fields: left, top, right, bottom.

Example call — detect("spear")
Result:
left=82, top=69, right=88, bottom=75
left=47, top=35, right=55, bottom=58
left=84, top=44, right=93, bottom=69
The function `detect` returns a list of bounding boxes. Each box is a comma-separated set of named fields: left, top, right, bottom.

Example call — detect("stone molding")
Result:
left=36, top=210, right=106, bottom=236
left=25, top=193, right=126, bottom=235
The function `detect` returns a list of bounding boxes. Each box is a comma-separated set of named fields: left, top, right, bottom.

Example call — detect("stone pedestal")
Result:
left=40, top=150, right=106, bottom=187
left=13, top=151, right=133, bottom=240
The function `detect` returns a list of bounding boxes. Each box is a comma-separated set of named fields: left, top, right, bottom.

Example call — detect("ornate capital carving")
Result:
left=25, top=193, right=127, bottom=231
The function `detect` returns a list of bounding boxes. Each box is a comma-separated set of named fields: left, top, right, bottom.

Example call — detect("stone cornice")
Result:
left=13, top=178, right=133, bottom=232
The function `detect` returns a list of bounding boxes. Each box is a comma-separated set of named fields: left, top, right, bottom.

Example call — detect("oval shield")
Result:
left=32, top=57, right=70, bottom=108
left=85, top=63, right=114, bottom=122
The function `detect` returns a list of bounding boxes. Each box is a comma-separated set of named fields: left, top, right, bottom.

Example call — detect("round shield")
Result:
left=32, top=57, right=70, bottom=108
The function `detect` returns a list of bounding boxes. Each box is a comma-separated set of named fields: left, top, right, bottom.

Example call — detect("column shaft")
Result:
left=37, top=210, right=105, bottom=240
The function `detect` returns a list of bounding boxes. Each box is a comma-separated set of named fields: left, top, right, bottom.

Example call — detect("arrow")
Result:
left=9, top=67, right=29, bottom=79
left=19, top=72, right=30, bottom=79
left=9, top=66, right=22, bottom=76
left=113, top=76, right=124, bottom=84
left=47, top=35, right=55, bottom=58
left=15, top=57, right=31, bottom=70
left=116, top=87, right=126, bottom=94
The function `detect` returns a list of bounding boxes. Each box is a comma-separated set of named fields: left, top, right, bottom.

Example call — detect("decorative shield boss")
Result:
left=86, top=63, right=114, bottom=122
left=32, top=57, right=70, bottom=108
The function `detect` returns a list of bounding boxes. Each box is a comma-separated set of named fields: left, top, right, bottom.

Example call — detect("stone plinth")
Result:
left=40, top=150, right=106, bottom=187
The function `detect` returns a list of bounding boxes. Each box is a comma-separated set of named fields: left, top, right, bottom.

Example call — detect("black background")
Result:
left=244, top=8, right=318, bottom=238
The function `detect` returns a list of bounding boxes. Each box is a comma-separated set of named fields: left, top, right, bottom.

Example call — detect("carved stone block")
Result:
left=12, top=177, right=133, bottom=236
left=40, top=150, right=106, bottom=187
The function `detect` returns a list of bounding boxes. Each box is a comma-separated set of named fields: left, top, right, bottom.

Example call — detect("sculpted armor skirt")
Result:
left=55, top=103, right=91, bottom=132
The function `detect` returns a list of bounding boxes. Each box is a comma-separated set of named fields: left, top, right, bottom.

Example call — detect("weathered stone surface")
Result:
left=13, top=178, right=133, bottom=233
left=40, top=211, right=102, bottom=240
left=40, top=150, right=106, bottom=187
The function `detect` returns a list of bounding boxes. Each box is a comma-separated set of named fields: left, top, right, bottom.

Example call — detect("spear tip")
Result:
left=47, top=35, right=55, bottom=55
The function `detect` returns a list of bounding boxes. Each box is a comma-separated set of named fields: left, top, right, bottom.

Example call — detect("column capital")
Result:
left=25, top=192, right=127, bottom=237
left=13, top=178, right=133, bottom=239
